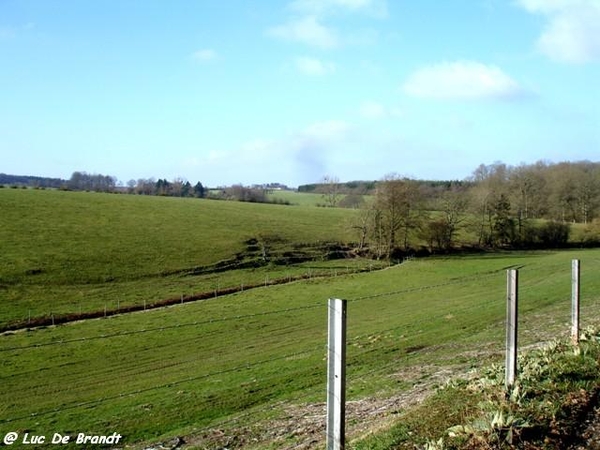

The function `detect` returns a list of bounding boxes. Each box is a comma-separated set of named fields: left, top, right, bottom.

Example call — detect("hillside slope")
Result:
left=0, top=189, right=359, bottom=326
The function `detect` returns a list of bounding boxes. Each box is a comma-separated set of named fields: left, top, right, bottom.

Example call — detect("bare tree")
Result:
left=468, top=163, right=509, bottom=246
left=372, top=175, right=424, bottom=258
left=349, top=206, right=372, bottom=251
left=438, top=188, right=469, bottom=249
left=319, top=175, right=341, bottom=207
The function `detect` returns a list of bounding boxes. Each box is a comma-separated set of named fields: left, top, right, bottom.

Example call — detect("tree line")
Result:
left=1, top=171, right=289, bottom=204
left=63, top=173, right=287, bottom=204
left=125, top=177, right=206, bottom=198
left=3, top=160, right=599, bottom=256
left=348, top=160, right=600, bottom=258
left=0, top=173, right=64, bottom=188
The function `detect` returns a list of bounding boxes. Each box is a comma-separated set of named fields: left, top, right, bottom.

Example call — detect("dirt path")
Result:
left=142, top=334, right=600, bottom=450
left=164, top=360, right=479, bottom=450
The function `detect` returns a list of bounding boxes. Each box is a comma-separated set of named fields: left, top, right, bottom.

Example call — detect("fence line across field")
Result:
left=1, top=258, right=590, bottom=448
left=11, top=258, right=509, bottom=334
left=0, top=344, right=324, bottom=425
left=0, top=303, right=327, bottom=352
left=325, top=259, right=585, bottom=448
left=1, top=266, right=508, bottom=352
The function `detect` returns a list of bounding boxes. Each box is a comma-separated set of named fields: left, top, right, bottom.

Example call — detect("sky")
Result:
left=1, top=0, right=599, bottom=187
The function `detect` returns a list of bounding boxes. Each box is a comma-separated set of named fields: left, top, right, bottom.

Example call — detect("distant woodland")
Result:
left=333, top=160, right=600, bottom=257
left=2, top=160, right=599, bottom=254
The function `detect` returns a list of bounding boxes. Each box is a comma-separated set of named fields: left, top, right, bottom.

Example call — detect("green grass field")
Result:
left=0, top=189, right=366, bottom=327
left=2, top=247, right=600, bottom=448
left=267, top=190, right=372, bottom=208
left=267, top=190, right=324, bottom=206
left=2, top=189, right=600, bottom=449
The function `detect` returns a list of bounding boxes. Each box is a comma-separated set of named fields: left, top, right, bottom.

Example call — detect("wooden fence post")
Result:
left=505, top=269, right=518, bottom=390
left=327, top=298, right=347, bottom=450
left=572, top=259, right=580, bottom=345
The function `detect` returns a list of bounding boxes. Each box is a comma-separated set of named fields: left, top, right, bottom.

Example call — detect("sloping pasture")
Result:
left=0, top=189, right=362, bottom=327
left=1, top=249, right=599, bottom=448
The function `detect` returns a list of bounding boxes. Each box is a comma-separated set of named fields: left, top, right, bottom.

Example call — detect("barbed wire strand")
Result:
left=0, top=302, right=327, bottom=352
left=0, top=266, right=511, bottom=352
left=0, top=344, right=324, bottom=425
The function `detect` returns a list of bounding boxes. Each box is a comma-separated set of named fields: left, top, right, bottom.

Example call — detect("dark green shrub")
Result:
left=537, top=221, right=570, bottom=247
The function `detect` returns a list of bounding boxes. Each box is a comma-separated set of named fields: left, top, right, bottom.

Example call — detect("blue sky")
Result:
left=1, top=0, right=598, bottom=187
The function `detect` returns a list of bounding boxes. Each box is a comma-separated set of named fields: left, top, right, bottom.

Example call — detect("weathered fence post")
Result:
left=327, top=298, right=347, bottom=450
left=572, top=259, right=580, bottom=345
left=505, top=269, right=518, bottom=390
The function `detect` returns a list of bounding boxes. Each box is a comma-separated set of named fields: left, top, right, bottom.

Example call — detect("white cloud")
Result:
left=266, top=16, right=339, bottom=49
left=517, top=0, right=580, bottom=14
left=360, top=101, right=386, bottom=118
left=0, top=26, right=15, bottom=40
left=516, top=0, right=600, bottom=63
left=303, top=119, right=350, bottom=140
left=290, top=0, right=388, bottom=18
left=191, top=49, right=217, bottom=62
left=294, top=56, right=336, bottom=75
left=402, top=61, right=525, bottom=100
left=242, top=139, right=277, bottom=159
left=268, top=0, right=386, bottom=50
left=184, top=120, right=352, bottom=186
left=0, top=22, right=35, bottom=40
left=359, top=101, right=404, bottom=119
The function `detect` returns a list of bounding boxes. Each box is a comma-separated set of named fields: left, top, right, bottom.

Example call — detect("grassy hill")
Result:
left=0, top=189, right=366, bottom=327
left=2, top=188, right=600, bottom=449
left=1, top=248, right=600, bottom=448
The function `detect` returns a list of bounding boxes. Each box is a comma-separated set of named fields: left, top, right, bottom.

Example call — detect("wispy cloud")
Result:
left=0, top=26, right=16, bottom=40
left=516, top=0, right=600, bottom=64
left=266, top=15, right=339, bottom=49
left=303, top=119, right=351, bottom=140
left=0, top=22, right=36, bottom=40
left=289, top=0, right=388, bottom=18
left=191, top=48, right=218, bottom=62
left=360, top=101, right=386, bottom=119
left=294, top=56, right=336, bottom=75
left=267, top=0, right=387, bottom=49
left=402, top=61, right=526, bottom=101
left=359, top=101, right=403, bottom=119
left=185, top=120, right=352, bottom=186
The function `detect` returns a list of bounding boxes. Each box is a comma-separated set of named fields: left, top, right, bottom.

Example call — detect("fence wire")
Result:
left=0, top=344, right=323, bottom=425
left=0, top=266, right=506, bottom=353
left=2, top=258, right=595, bottom=449
left=0, top=302, right=327, bottom=352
